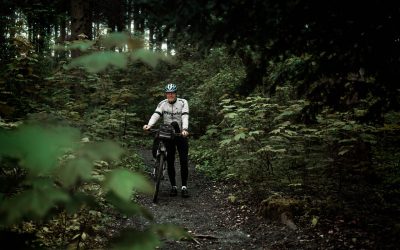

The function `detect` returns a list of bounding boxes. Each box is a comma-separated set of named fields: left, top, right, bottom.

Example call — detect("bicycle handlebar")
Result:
left=146, top=128, right=183, bottom=137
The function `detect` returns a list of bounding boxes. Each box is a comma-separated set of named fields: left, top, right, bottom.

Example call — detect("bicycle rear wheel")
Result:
left=153, top=153, right=165, bottom=203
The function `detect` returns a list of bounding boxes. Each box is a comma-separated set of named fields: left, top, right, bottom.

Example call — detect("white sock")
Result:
left=182, top=186, right=187, bottom=190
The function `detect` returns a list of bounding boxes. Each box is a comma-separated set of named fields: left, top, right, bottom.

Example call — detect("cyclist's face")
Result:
left=165, top=92, right=176, bottom=102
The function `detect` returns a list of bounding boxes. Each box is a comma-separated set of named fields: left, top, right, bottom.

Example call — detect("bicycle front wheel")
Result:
left=153, top=153, right=165, bottom=203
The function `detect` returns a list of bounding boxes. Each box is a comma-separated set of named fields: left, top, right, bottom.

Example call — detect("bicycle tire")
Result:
left=153, top=153, right=165, bottom=203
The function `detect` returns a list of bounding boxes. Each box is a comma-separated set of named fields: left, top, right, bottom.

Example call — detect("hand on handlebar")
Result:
left=182, top=129, right=189, bottom=137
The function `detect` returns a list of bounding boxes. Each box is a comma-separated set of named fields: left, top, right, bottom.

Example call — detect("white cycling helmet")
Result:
left=164, top=83, right=177, bottom=93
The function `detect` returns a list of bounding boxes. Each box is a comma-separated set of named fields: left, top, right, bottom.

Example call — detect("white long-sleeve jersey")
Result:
left=148, top=98, right=189, bottom=131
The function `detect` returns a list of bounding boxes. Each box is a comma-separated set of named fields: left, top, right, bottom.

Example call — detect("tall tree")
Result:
left=70, top=0, right=92, bottom=40
left=104, top=0, right=125, bottom=32
left=70, top=0, right=92, bottom=57
left=132, top=1, right=145, bottom=34
left=0, top=1, right=17, bottom=63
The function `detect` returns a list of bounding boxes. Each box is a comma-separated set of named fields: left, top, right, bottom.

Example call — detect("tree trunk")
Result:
left=60, top=16, right=67, bottom=42
left=106, top=0, right=125, bottom=32
left=133, top=3, right=145, bottom=35
left=155, top=28, right=163, bottom=52
left=166, top=27, right=175, bottom=55
left=127, top=0, right=133, bottom=32
left=31, top=23, right=38, bottom=51
left=149, top=25, right=155, bottom=50
left=0, top=1, right=12, bottom=61
left=58, top=15, right=68, bottom=60
left=37, top=18, right=46, bottom=54
left=0, top=21, right=6, bottom=60
left=70, top=0, right=91, bottom=57
left=28, top=23, right=33, bottom=44
left=236, top=48, right=268, bottom=96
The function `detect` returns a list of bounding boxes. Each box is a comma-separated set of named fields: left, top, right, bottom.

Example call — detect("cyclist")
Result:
left=143, top=83, right=190, bottom=198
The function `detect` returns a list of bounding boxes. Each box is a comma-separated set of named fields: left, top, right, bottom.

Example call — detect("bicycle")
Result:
left=148, top=124, right=180, bottom=203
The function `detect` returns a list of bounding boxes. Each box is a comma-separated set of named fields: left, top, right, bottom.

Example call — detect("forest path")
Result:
left=122, top=147, right=319, bottom=250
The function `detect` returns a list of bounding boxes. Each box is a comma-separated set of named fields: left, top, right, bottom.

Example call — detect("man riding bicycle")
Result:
left=143, top=83, right=190, bottom=198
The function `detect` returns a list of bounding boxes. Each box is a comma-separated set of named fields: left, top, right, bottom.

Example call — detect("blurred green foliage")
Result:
left=0, top=124, right=142, bottom=225
left=0, top=32, right=187, bottom=249
left=0, top=125, right=79, bottom=174
left=0, top=118, right=184, bottom=249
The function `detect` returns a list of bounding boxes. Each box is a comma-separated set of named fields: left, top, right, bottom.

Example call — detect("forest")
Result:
left=0, top=0, right=399, bottom=249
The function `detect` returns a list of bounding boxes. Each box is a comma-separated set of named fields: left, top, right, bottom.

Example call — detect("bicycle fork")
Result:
left=155, top=141, right=167, bottom=178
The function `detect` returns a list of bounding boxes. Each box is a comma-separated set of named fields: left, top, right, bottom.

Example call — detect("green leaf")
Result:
left=0, top=182, right=69, bottom=225
left=333, top=121, right=346, bottom=127
left=109, top=224, right=187, bottom=250
left=284, top=130, right=298, bottom=136
left=338, top=138, right=357, bottom=144
left=384, top=111, right=400, bottom=124
left=268, top=135, right=290, bottom=143
left=227, top=194, right=237, bottom=203
left=279, top=121, right=292, bottom=128
left=359, top=133, right=377, bottom=144
left=237, top=108, right=249, bottom=112
left=151, top=224, right=189, bottom=240
left=222, top=105, right=236, bottom=109
left=66, top=40, right=95, bottom=51
left=224, top=112, right=237, bottom=119
left=249, top=130, right=263, bottom=136
left=100, top=32, right=130, bottom=48
left=271, top=148, right=287, bottom=153
left=58, top=158, right=93, bottom=187
left=130, top=49, right=171, bottom=68
left=0, top=125, right=79, bottom=174
left=234, top=132, right=246, bottom=141
left=354, top=109, right=367, bottom=117
left=103, top=169, right=153, bottom=201
left=220, top=98, right=232, bottom=104
left=338, top=149, right=350, bottom=156
left=257, top=145, right=287, bottom=154
left=257, top=145, right=273, bottom=153
left=65, top=192, right=97, bottom=214
left=342, top=124, right=353, bottom=131
left=269, top=128, right=281, bottom=135
left=311, top=216, right=319, bottom=227
left=109, top=229, right=160, bottom=250
left=206, top=128, right=218, bottom=136
left=83, top=140, right=124, bottom=162
left=273, top=110, right=295, bottom=122
left=106, top=192, right=153, bottom=220
left=219, top=139, right=232, bottom=147
left=65, top=52, right=128, bottom=73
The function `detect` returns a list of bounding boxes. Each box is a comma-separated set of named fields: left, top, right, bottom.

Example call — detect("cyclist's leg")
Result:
left=177, top=137, right=189, bottom=187
left=166, top=139, right=177, bottom=186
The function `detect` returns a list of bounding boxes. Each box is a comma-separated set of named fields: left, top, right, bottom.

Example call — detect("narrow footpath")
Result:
left=122, top=148, right=321, bottom=250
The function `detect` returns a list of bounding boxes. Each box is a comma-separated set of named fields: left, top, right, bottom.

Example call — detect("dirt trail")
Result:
left=123, top=148, right=320, bottom=250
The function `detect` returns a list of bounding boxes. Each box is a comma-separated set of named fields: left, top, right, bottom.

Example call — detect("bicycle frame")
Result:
left=156, top=139, right=168, bottom=158
left=153, top=139, right=167, bottom=202
left=148, top=127, right=179, bottom=203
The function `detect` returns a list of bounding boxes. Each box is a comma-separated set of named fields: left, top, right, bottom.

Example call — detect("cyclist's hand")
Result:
left=143, top=125, right=151, bottom=131
left=182, top=130, right=189, bottom=137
